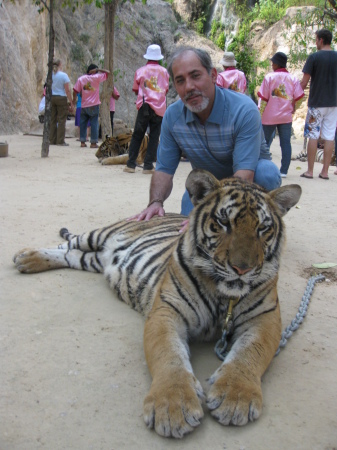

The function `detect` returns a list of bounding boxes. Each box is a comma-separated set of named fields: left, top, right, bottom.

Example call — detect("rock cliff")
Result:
left=0, top=0, right=224, bottom=134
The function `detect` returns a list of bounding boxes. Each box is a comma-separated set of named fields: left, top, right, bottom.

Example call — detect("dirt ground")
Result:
left=1, top=133, right=336, bottom=450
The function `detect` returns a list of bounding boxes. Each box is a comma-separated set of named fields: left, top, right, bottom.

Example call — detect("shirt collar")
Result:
left=146, top=61, right=159, bottom=66
left=275, top=68, right=289, bottom=73
left=225, top=67, right=236, bottom=71
left=185, top=85, right=224, bottom=125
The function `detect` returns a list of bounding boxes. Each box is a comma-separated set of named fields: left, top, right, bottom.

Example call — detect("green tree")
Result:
left=284, top=4, right=337, bottom=67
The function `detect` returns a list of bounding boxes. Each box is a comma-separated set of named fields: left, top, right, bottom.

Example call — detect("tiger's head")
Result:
left=185, top=169, right=302, bottom=298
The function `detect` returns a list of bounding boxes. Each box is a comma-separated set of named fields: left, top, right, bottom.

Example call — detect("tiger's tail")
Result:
left=58, top=227, right=102, bottom=252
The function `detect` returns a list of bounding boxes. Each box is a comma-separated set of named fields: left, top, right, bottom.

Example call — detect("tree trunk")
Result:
left=100, top=1, right=118, bottom=139
left=41, top=0, right=55, bottom=158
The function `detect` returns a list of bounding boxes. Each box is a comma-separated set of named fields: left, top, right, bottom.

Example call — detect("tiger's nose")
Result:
left=232, top=265, right=252, bottom=275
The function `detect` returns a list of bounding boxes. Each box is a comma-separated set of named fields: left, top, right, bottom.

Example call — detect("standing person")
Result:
left=50, top=60, right=74, bottom=146
left=110, top=85, right=120, bottom=136
left=258, top=52, right=304, bottom=178
left=127, top=46, right=281, bottom=222
left=38, top=83, right=47, bottom=123
left=216, top=51, right=246, bottom=93
left=72, top=64, right=110, bottom=149
left=124, top=44, right=169, bottom=174
left=75, top=93, right=90, bottom=141
left=300, top=29, right=337, bottom=180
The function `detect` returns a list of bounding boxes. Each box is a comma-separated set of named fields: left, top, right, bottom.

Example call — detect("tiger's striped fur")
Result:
left=292, top=146, right=336, bottom=165
left=13, top=169, right=302, bottom=439
left=95, top=133, right=149, bottom=166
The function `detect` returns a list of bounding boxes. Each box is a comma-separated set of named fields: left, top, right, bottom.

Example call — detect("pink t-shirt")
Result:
left=133, top=62, right=169, bottom=117
left=216, top=68, right=247, bottom=93
left=73, top=72, right=108, bottom=108
left=258, top=69, right=304, bottom=125
left=109, top=86, right=120, bottom=112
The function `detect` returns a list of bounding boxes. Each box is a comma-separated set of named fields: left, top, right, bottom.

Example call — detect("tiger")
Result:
left=292, top=142, right=336, bottom=165
left=95, top=133, right=149, bottom=166
left=13, top=169, right=302, bottom=439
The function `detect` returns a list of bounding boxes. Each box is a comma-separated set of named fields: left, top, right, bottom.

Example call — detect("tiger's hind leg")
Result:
left=13, top=247, right=104, bottom=274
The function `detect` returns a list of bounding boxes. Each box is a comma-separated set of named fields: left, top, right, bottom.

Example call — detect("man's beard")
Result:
left=183, top=91, right=210, bottom=113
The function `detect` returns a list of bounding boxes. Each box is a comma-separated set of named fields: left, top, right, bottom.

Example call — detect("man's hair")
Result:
left=87, top=64, right=98, bottom=74
left=316, top=29, right=332, bottom=45
left=167, top=47, right=214, bottom=81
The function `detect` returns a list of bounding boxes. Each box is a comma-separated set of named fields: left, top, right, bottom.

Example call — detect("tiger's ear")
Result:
left=186, top=169, right=221, bottom=206
left=269, top=184, right=302, bottom=216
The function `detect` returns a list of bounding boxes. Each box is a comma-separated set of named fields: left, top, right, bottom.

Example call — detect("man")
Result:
left=216, top=51, right=247, bottom=93
left=73, top=64, right=110, bottom=149
left=258, top=52, right=304, bottom=178
left=124, top=44, right=169, bottom=174
left=129, top=46, right=281, bottom=222
left=300, top=29, right=337, bottom=180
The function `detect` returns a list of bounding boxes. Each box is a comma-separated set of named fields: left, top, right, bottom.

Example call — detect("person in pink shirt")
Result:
left=258, top=52, right=304, bottom=177
left=73, top=64, right=110, bottom=149
left=110, top=86, right=120, bottom=136
left=216, top=52, right=247, bottom=94
left=124, top=44, right=169, bottom=174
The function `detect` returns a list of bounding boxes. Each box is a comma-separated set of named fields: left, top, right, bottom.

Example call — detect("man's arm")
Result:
left=64, top=82, right=74, bottom=111
left=88, top=68, right=110, bottom=75
left=111, top=89, right=120, bottom=100
left=72, top=89, right=78, bottom=104
left=232, top=102, right=262, bottom=175
left=300, top=73, right=310, bottom=91
left=127, top=171, right=174, bottom=222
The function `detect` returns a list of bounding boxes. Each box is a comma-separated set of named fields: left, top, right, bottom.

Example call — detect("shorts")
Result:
left=304, top=106, right=337, bottom=140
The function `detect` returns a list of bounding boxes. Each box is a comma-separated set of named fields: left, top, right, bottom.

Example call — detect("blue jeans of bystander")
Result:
left=80, top=105, right=99, bottom=144
left=263, top=123, right=292, bottom=175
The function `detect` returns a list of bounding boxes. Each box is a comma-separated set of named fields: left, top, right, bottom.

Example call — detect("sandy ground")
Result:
left=1, top=133, right=337, bottom=450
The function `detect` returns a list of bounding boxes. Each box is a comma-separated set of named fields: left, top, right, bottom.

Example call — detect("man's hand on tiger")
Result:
left=127, top=203, right=165, bottom=222
left=179, top=219, right=189, bottom=233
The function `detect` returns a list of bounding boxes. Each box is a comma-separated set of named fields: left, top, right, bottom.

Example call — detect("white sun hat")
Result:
left=143, top=44, right=164, bottom=61
left=219, top=52, right=237, bottom=67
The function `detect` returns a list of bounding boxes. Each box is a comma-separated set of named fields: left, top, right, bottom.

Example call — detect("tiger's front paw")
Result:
left=101, top=157, right=113, bottom=165
left=206, top=365, right=262, bottom=426
left=143, top=373, right=204, bottom=438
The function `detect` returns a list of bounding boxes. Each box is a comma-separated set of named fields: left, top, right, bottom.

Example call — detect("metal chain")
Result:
left=214, top=274, right=325, bottom=361
left=275, top=274, right=325, bottom=356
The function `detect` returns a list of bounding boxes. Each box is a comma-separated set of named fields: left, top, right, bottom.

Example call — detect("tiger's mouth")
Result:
left=225, top=279, right=244, bottom=290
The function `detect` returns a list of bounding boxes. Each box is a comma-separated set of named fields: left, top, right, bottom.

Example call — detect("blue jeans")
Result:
left=80, top=105, right=99, bottom=143
left=263, top=123, right=292, bottom=175
left=335, top=128, right=337, bottom=163
left=180, top=159, right=281, bottom=216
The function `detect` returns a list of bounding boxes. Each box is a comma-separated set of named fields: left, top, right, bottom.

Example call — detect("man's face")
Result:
left=171, top=51, right=217, bottom=116
left=316, top=35, right=323, bottom=50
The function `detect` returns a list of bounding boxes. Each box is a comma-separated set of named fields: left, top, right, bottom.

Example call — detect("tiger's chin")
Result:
left=217, top=279, right=250, bottom=298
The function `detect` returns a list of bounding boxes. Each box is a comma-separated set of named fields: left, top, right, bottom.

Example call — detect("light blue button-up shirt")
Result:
left=156, top=85, right=270, bottom=180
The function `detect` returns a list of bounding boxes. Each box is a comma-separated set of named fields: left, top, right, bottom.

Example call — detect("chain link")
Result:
left=275, top=274, right=325, bottom=356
